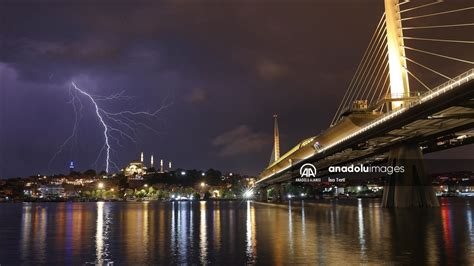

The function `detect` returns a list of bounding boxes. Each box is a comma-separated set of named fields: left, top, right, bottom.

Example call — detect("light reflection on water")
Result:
left=199, top=201, right=207, bottom=265
left=246, top=200, right=256, bottom=263
left=1, top=198, right=474, bottom=264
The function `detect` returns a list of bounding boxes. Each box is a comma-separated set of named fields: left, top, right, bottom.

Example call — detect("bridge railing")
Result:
left=418, top=69, right=474, bottom=105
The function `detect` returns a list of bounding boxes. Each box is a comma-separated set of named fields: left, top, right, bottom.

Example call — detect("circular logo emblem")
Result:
left=300, top=163, right=317, bottom=177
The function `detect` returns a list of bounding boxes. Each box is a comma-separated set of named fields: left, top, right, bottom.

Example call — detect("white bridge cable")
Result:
left=401, top=6, right=474, bottom=21
left=340, top=21, right=387, bottom=117
left=403, top=56, right=451, bottom=80
left=359, top=48, right=389, bottom=102
left=403, top=66, right=432, bottom=92
left=351, top=31, right=388, bottom=104
left=374, top=72, right=390, bottom=106
left=348, top=28, right=386, bottom=105
left=335, top=15, right=386, bottom=121
left=399, top=1, right=443, bottom=14
left=375, top=82, right=391, bottom=113
left=330, top=14, right=386, bottom=126
left=403, top=23, right=474, bottom=30
left=368, top=61, right=390, bottom=104
left=404, top=36, right=474, bottom=44
left=396, top=0, right=410, bottom=7
left=404, top=46, right=474, bottom=65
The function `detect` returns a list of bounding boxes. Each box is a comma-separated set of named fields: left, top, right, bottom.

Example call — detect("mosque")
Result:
left=123, top=152, right=172, bottom=177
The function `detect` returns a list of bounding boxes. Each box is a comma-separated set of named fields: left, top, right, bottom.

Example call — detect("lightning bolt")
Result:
left=71, top=82, right=112, bottom=173
left=50, top=81, right=170, bottom=174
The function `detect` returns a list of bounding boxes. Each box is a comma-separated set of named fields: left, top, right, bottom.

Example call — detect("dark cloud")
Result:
left=212, top=125, right=271, bottom=157
left=256, top=59, right=288, bottom=81
left=0, top=0, right=472, bottom=178
left=185, top=88, right=208, bottom=104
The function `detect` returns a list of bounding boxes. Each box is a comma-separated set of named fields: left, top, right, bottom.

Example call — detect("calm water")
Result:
left=0, top=198, right=473, bottom=265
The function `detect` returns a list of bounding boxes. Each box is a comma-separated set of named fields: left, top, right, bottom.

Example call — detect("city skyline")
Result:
left=1, top=1, right=473, bottom=178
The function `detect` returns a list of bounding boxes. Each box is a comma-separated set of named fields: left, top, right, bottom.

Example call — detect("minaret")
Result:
left=168, top=161, right=172, bottom=170
left=385, top=0, right=410, bottom=110
left=150, top=155, right=154, bottom=168
left=140, top=152, right=144, bottom=163
left=160, top=159, right=164, bottom=173
left=273, top=114, right=280, bottom=161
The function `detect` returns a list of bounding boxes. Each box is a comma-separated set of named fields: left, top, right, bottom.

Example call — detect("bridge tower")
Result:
left=270, top=114, right=281, bottom=163
left=385, top=0, right=410, bottom=110
left=382, top=0, right=438, bottom=207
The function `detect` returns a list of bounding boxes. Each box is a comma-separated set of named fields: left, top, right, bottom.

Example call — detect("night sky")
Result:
left=1, top=0, right=473, bottom=178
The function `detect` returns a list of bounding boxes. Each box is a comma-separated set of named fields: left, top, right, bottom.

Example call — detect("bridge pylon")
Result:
left=382, top=143, right=439, bottom=207
left=385, top=0, right=410, bottom=110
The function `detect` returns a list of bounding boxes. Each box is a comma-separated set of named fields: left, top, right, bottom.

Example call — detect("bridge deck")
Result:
left=258, top=69, right=474, bottom=185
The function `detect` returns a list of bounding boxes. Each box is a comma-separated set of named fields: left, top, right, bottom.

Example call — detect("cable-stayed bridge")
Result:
left=256, top=0, right=474, bottom=207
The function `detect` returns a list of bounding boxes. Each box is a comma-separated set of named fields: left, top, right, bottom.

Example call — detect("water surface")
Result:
left=0, top=198, right=473, bottom=264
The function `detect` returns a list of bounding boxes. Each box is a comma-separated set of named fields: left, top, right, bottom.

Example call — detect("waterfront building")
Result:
left=38, top=185, right=65, bottom=198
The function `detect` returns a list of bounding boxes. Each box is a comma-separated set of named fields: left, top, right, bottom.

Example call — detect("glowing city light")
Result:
left=97, top=182, right=104, bottom=189
left=243, top=189, right=254, bottom=199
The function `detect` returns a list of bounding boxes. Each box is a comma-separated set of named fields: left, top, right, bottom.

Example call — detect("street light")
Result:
left=97, top=182, right=104, bottom=189
left=243, top=189, right=254, bottom=199
left=181, top=171, right=186, bottom=176
left=200, top=182, right=206, bottom=188
left=144, top=184, right=148, bottom=188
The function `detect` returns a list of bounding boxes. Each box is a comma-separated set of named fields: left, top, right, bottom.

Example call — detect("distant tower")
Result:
left=270, top=114, right=281, bottom=164
left=140, top=152, right=144, bottom=163
left=151, top=155, right=154, bottom=168
left=169, top=161, right=172, bottom=170
left=160, top=159, right=164, bottom=173
left=69, top=160, right=75, bottom=173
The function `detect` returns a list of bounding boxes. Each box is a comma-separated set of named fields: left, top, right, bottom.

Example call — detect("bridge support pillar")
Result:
left=382, top=143, right=439, bottom=208
left=259, top=187, right=268, bottom=202
left=273, top=183, right=286, bottom=202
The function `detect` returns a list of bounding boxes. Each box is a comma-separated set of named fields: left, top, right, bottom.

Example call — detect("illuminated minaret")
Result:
left=150, top=155, right=154, bottom=168
left=160, top=159, right=164, bottom=173
left=385, top=0, right=410, bottom=110
left=140, top=152, right=144, bottom=163
left=273, top=114, right=280, bottom=162
left=168, top=161, right=172, bottom=170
